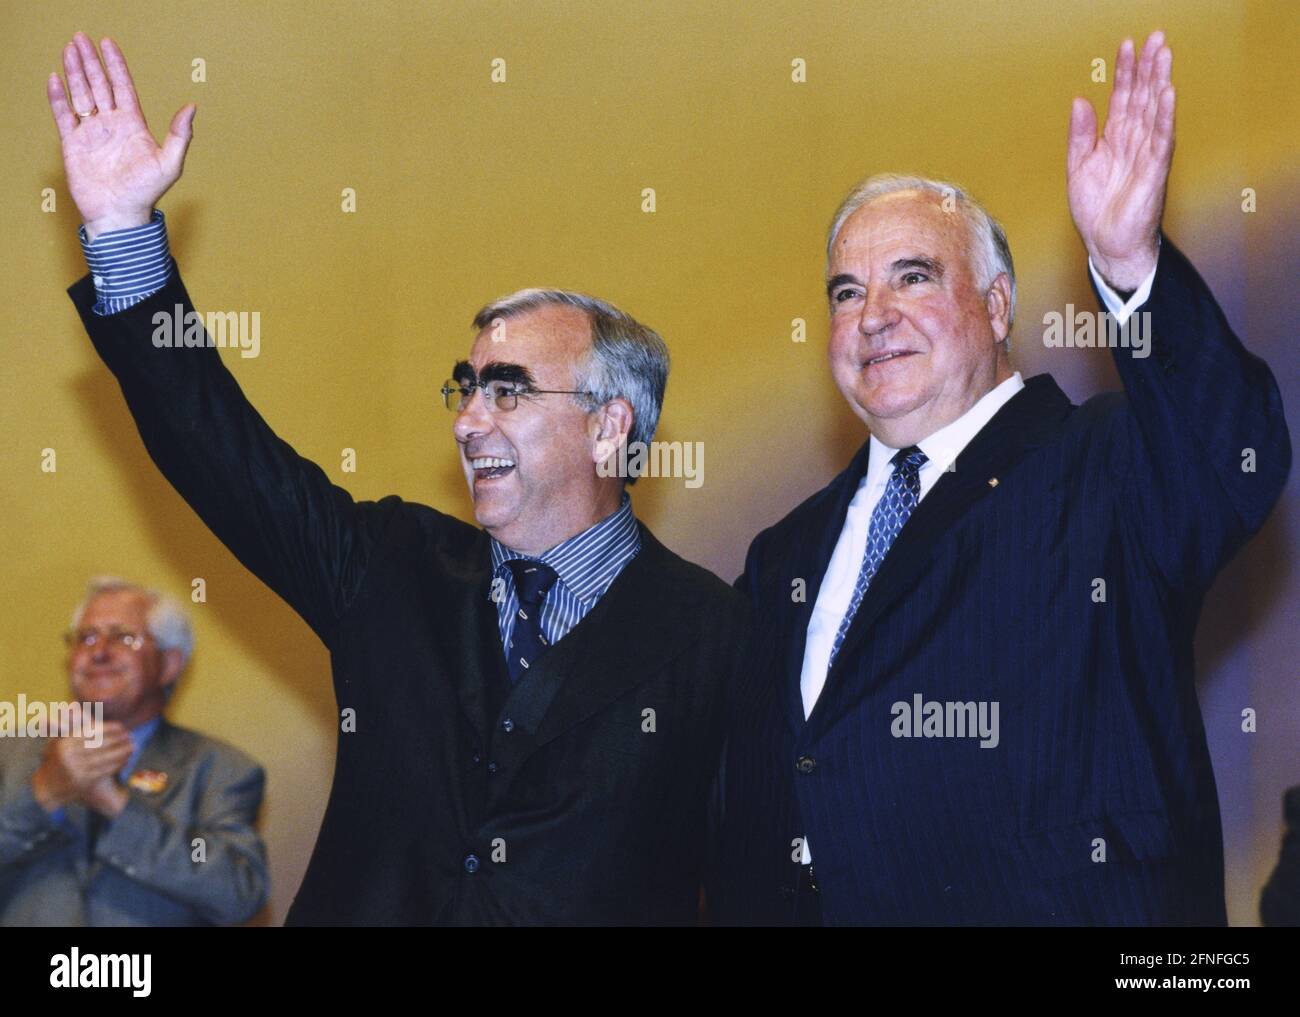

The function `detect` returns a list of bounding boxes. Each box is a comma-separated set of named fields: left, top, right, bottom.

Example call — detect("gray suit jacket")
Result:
left=0, top=718, right=268, bottom=926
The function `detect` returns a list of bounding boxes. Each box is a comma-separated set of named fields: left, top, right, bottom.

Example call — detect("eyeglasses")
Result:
left=440, top=379, right=594, bottom=413
left=64, top=627, right=151, bottom=652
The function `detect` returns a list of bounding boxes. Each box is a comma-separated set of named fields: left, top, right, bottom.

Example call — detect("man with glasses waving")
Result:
left=0, top=577, right=268, bottom=925
left=49, top=32, right=743, bottom=925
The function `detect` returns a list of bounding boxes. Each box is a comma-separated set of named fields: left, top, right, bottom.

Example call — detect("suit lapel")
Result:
left=128, top=718, right=186, bottom=783
left=780, top=439, right=875, bottom=734
left=452, top=549, right=511, bottom=745
left=83, top=719, right=183, bottom=880
left=809, top=375, right=1072, bottom=731
left=490, top=525, right=704, bottom=778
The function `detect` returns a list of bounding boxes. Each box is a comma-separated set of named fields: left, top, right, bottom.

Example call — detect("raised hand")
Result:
left=47, top=33, right=196, bottom=241
left=1066, top=31, right=1175, bottom=291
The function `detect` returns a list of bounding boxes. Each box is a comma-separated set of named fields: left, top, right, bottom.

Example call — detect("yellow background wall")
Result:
left=2, top=0, right=1295, bottom=925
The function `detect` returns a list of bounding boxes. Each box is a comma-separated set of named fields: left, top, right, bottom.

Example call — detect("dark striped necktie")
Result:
left=828, top=445, right=928, bottom=667
left=505, top=559, right=559, bottom=684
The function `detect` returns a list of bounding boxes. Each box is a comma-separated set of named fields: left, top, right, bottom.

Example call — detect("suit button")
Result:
left=796, top=755, right=817, bottom=774
left=487, top=761, right=499, bottom=776
left=463, top=854, right=480, bottom=874
left=502, top=718, right=514, bottom=733
left=471, top=752, right=481, bottom=765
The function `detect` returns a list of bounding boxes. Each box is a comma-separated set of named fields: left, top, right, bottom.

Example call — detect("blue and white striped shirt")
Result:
left=78, top=209, right=173, bottom=316
left=490, top=494, right=641, bottom=656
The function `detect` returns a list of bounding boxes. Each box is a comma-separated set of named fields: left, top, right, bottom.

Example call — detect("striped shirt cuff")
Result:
left=78, top=209, right=174, bottom=316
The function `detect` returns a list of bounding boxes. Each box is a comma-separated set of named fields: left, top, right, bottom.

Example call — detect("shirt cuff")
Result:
left=78, top=208, right=175, bottom=317
left=1088, top=242, right=1160, bottom=327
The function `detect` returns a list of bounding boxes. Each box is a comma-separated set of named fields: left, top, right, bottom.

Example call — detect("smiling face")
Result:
left=826, top=190, right=1012, bottom=448
left=67, top=589, right=182, bottom=729
left=452, top=304, right=624, bottom=554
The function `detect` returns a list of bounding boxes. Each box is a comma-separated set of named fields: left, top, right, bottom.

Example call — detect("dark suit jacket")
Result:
left=0, top=719, right=267, bottom=926
left=68, top=271, right=745, bottom=926
left=711, top=239, right=1290, bottom=926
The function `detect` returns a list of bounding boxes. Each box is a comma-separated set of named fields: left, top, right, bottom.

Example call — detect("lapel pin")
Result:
left=127, top=770, right=168, bottom=794
left=988, top=477, right=999, bottom=487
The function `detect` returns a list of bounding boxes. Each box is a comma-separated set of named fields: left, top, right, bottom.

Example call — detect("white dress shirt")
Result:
left=798, top=371, right=1025, bottom=720
left=796, top=256, right=1157, bottom=865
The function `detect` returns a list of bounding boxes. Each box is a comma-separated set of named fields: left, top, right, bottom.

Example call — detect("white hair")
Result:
left=826, top=173, right=1017, bottom=347
left=71, top=576, right=194, bottom=667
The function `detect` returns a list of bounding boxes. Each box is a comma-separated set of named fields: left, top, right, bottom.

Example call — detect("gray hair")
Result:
left=471, top=289, right=670, bottom=480
left=71, top=576, right=194, bottom=669
left=827, top=173, right=1017, bottom=344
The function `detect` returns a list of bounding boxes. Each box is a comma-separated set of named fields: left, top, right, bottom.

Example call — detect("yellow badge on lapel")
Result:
left=127, top=770, right=168, bottom=794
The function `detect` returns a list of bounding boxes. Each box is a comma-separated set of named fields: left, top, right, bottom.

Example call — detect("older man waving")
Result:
left=714, top=31, right=1290, bottom=926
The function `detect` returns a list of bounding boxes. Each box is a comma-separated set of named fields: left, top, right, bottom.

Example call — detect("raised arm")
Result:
left=50, top=34, right=397, bottom=643
left=1067, top=32, right=1289, bottom=590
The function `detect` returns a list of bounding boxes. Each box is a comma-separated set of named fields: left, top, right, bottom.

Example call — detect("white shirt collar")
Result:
left=866, top=371, right=1025, bottom=480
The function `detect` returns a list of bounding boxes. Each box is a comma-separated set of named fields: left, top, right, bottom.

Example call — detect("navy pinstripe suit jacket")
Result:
left=712, top=238, right=1290, bottom=926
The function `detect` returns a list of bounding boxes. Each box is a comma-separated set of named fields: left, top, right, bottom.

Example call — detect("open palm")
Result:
left=1067, top=31, right=1175, bottom=291
left=47, top=33, right=195, bottom=239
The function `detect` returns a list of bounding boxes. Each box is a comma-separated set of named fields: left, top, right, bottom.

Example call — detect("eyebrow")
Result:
left=825, top=256, right=946, bottom=298
left=893, top=255, right=945, bottom=278
left=451, top=360, right=537, bottom=387
left=826, top=273, right=860, bottom=298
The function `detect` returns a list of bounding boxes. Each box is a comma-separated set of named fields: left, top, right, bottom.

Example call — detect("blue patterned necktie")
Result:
left=505, top=559, right=559, bottom=684
left=827, top=445, right=928, bottom=667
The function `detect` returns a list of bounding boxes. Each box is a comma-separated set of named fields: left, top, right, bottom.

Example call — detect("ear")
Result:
left=985, top=272, right=1012, bottom=344
left=589, top=398, right=634, bottom=470
left=158, top=648, right=186, bottom=691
